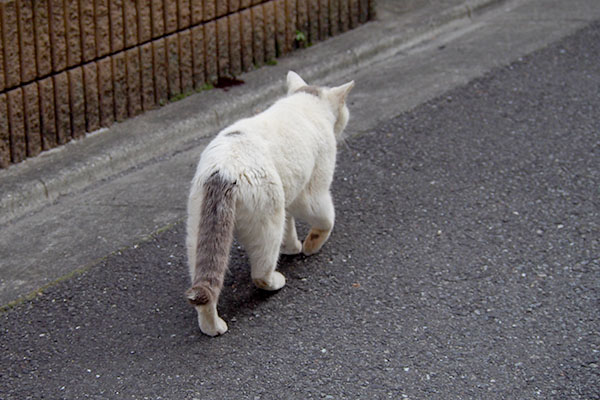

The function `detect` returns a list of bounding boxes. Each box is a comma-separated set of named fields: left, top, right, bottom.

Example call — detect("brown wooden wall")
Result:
left=0, top=0, right=375, bottom=168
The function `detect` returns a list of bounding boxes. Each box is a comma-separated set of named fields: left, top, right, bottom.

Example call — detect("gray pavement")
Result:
left=1, top=0, right=600, bottom=398
left=2, top=0, right=600, bottom=306
left=0, top=0, right=510, bottom=305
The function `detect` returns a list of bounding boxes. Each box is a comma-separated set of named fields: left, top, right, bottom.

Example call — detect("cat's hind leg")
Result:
left=237, top=208, right=287, bottom=291
left=193, top=303, right=228, bottom=337
left=280, top=213, right=302, bottom=255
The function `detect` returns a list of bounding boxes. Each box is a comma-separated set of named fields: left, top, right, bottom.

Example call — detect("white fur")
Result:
left=186, top=71, right=354, bottom=336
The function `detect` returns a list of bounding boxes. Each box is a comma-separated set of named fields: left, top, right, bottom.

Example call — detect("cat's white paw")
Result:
left=198, top=314, right=228, bottom=337
left=253, top=271, right=286, bottom=291
left=281, top=239, right=302, bottom=255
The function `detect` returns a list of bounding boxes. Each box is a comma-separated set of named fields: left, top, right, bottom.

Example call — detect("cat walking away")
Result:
left=185, top=71, right=354, bottom=336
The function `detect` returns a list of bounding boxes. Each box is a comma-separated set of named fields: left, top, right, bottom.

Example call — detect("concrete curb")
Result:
left=0, top=0, right=505, bottom=227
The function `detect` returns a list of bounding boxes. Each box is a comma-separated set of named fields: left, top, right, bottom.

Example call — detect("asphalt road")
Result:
left=2, top=18, right=599, bottom=400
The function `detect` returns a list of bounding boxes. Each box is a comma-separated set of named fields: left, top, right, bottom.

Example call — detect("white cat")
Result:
left=185, top=71, right=354, bottom=336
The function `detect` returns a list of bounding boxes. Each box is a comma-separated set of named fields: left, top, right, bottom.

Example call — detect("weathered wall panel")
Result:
left=23, top=83, right=41, bottom=156
left=7, top=89, right=26, bottom=163
left=2, top=1, right=21, bottom=87
left=54, top=72, right=71, bottom=144
left=39, top=77, right=58, bottom=150
left=0, top=0, right=375, bottom=167
left=0, top=95, right=9, bottom=167
left=83, top=63, right=100, bottom=132
left=69, top=68, right=86, bottom=138
left=191, top=25, right=206, bottom=88
left=19, top=0, right=37, bottom=82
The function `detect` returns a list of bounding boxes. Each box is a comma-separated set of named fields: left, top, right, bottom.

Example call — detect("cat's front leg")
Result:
left=281, top=213, right=302, bottom=255
left=303, top=228, right=332, bottom=255
left=301, top=192, right=335, bottom=256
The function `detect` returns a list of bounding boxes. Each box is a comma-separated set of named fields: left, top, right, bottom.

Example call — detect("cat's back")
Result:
left=216, top=93, right=332, bottom=153
left=196, top=92, right=335, bottom=195
left=254, top=93, right=335, bottom=150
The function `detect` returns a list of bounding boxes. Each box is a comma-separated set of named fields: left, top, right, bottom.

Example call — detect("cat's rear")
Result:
left=186, top=71, right=354, bottom=336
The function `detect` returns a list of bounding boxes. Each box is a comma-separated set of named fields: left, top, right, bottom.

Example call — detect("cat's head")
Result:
left=286, top=71, right=355, bottom=138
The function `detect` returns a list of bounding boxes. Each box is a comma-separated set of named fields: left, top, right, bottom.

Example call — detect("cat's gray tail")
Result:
left=186, top=171, right=236, bottom=306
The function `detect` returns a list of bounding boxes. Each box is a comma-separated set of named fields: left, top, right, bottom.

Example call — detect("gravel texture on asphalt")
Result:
left=1, top=20, right=599, bottom=400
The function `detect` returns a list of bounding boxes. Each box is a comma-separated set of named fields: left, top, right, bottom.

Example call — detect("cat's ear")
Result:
left=328, top=81, right=355, bottom=104
left=287, top=71, right=308, bottom=94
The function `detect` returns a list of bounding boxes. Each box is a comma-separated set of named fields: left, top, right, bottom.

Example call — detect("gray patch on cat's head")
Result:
left=224, top=130, right=243, bottom=137
left=296, top=85, right=321, bottom=97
